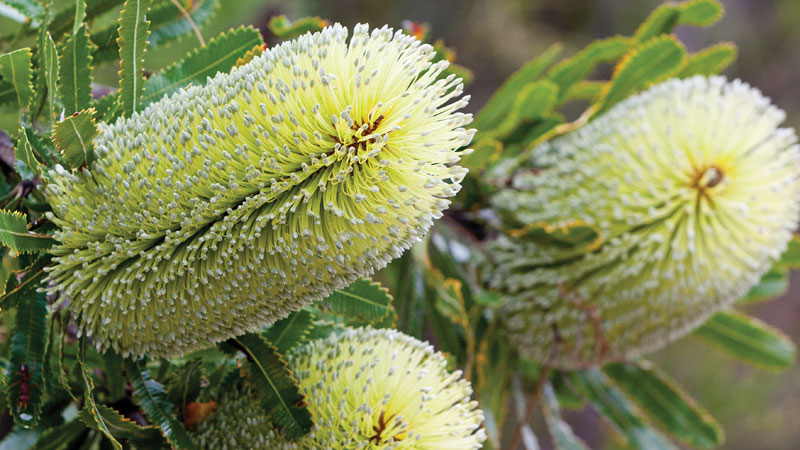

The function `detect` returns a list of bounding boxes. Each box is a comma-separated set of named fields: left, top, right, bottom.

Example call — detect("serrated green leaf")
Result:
left=546, top=36, right=632, bottom=102
left=634, top=0, right=723, bottom=42
left=681, top=42, right=737, bottom=77
left=473, top=43, right=563, bottom=132
left=51, top=108, right=98, bottom=168
left=148, top=0, right=219, bottom=47
left=48, top=0, right=124, bottom=41
left=268, top=15, right=328, bottom=40
left=0, top=210, right=55, bottom=253
left=33, top=418, right=87, bottom=450
left=58, top=22, right=94, bottom=114
left=542, top=383, right=590, bottom=450
left=166, top=358, right=203, bottom=420
left=77, top=339, right=123, bottom=450
left=321, top=278, right=396, bottom=327
left=694, top=310, right=796, bottom=370
left=2, top=0, right=43, bottom=20
left=679, top=0, right=724, bottom=27
left=14, top=126, right=44, bottom=179
left=42, top=32, right=60, bottom=121
left=568, top=370, right=677, bottom=450
left=603, top=361, right=722, bottom=449
left=234, top=334, right=313, bottom=440
left=117, top=0, right=154, bottom=117
left=7, top=279, right=49, bottom=427
left=142, top=25, right=263, bottom=105
left=123, top=358, right=197, bottom=449
left=263, top=310, right=315, bottom=354
left=739, top=268, right=788, bottom=304
left=78, top=404, right=164, bottom=447
left=486, top=80, right=559, bottom=140
left=562, top=80, right=607, bottom=103
left=598, top=35, right=686, bottom=114
left=0, top=48, right=34, bottom=109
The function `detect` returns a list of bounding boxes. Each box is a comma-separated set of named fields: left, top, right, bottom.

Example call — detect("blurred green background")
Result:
left=2, top=0, right=799, bottom=448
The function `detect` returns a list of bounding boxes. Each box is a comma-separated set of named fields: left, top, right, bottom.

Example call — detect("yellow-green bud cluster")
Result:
left=44, top=24, right=473, bottom=357
left=488, top=76, right=800, bottom=368
left=194, top=327, right=486, bottom=449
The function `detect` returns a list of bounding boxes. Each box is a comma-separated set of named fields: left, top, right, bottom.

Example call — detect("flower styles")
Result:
left=488, top=76, right=800, bottom=368
left=44, top=24, right=473, bottom=357
left=193, top=327, right=486, bottom=449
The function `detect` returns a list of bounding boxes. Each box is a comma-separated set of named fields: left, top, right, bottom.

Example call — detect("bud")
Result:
left=488, top=76, right=800, bottom=368
left=194, top=327, right=486, bottom=449
left=44, top=24, right=473, bottom=357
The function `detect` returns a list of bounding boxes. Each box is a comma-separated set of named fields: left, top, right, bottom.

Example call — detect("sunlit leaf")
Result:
left=694, top=310, right=796, bottom=370
left=117, top=0, right=153, bottom=117
left=51, top=108, right=99, bottom=168
left=58, top=21, right=94, bottom=114
left=0, top=210, right=55, bottom=253
left=739, top=269, right=788, bottom=304
left=0, top=48, right=34, bottom=109
left=546, top=36, right=632, bottom=103
left=14, top=126, right=44, bottom=179
left=78, top=404, right=164, bottom=448
left=268, top=15, right=328, bottom=40
left=680, top=42, right=737, bottom=77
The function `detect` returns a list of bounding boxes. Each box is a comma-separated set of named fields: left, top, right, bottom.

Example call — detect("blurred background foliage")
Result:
left=1, top=0, right=798, bottom=448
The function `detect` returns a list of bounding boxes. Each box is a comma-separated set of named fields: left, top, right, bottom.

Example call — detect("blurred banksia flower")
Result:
left=194, top=327, right=485, bottom=449
left=488, top=76, right=800, bottom=368
left=44, top=24, right=473, bottom=357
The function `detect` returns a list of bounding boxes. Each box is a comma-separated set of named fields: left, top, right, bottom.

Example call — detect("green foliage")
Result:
left=681, top=42, right=737, bottom=77
left=542, top=383, right=589, bottom=450
left=58, top=0, right=94, bottom=115
left=694, top=311, right=797, bottom=370
left=263, top=310, right=316, bottom=355
left=0, top=48, right=34, bottom=109
left=14, top=126, right=44, bottom=178
left=268, top=15, right=328, bottom=40
left=41, top=33, right=60, bottom=122
left=77, top=339, right=124, bottom=450
left=50, top=109, right=98, bottom=168
left=0, top=210, right=55, bottom=253
left=123, top=358, right=197, bottom=449
left=603, top=361, right=722, bottom=448
left=231, top=334, right=313, bottom=440
left=319, top=278, right=396, bottom=327
left=117, top=0, right=154, bottom=117
left=77, top=405, right=164, bottom=448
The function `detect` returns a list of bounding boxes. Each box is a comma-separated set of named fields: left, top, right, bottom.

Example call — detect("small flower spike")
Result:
left=488, top=76, right=800, bottom=368
left=194, top=327, right=486, bottom=449
left=44, top=24, right=473, bottom=357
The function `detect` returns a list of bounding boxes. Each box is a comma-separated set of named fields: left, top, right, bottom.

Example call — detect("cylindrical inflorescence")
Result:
left=193, top=327, right=486, bottom=449
left=488, top=76, right=800, bottom=368
left=44, top=24, right=473, bottom=357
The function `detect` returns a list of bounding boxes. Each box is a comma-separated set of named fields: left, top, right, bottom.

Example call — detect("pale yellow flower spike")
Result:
left=489, top=76, right=800, bottom=368
left=193, top=327, right=486, bottom=449
left=44, top=24, right=473, bottom=357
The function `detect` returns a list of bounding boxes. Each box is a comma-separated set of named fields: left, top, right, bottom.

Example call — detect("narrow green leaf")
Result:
left=7, top=280, right=49, bottom=427
left=78, top=405, right=164, bottom=447
left=166, top=358, right=203, bottom=420
left=486, top=80, right=559, bottom=139
left=78, top=339, right=124, bottom=450
left=42, top=32, right=61, bottom=121
left=268, top=15, right=328, bottom=40
left=460, top=137, right=502, bottom=172
left=774, top=235, right=800, bottom=270
left=740, top=268, right=788, bottom=304
left=0, top=210, right=55, bottom=253
left=117, top=0, right=154, bottom=117
left=568, top=370, right=677, bottom=450
left=320, top=278, right=396, bottom=327
left=148, top=0, right=219, bottom=47
left=546, top=36, right=632, bottom=102
left=14, top=126, right=44, bottom=179
left=694, top=310, right=796, bottom=370
left=123, top=358, right=197, bottom=449
left=142, top=25, right=263, bottom=105
left=678, top=0, right=724, bottom=27
left=234, top=334, right=313, bottom=439
left=0, top=48, right=34, bottom=109
left=476, top=326, right=515, bottom=449
left=104, top=350, right=125, bottom=402
left=681, top=42, right=737, bottom=77
left=473, top=43, right=563, bottom=132
left=58, top=22, right=94, bottom=114
left=33, top=418, right=87, bottom=450
left=634, top=0, right=723, bottom=42
left=263, top=310, right=315, bottom=354
left=51, top=108, right=99, bottom=168
left=542, top=383, right=590, bottom=450
left=48, top=0, right=125, bottom=41
left=604, top=361, right=722, bottom=448
left=598, top=36, right=686, bottom=114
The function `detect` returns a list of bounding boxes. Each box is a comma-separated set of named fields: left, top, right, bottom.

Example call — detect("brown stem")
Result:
left=506, top=366, right=551, bottom=450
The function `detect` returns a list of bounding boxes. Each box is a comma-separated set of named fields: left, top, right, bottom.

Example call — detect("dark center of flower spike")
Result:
left=691, top=164, right=726, bottom=206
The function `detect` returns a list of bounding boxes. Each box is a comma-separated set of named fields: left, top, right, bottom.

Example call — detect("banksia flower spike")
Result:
left=488, top=76, right=800, bottom=368
left=194, top=327, right=486, bottom=449
left=44, top=24, right=473, bottom=357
